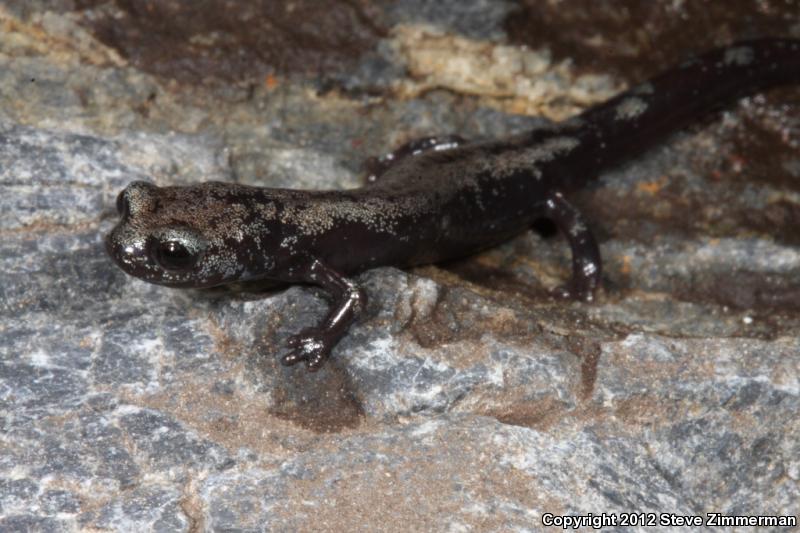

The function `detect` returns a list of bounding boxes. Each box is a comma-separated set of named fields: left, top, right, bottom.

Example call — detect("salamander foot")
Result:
left=281, top=328, right=333, bottom=372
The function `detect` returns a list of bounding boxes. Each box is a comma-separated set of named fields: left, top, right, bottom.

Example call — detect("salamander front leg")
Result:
left=542, top=191, right=602, bottom=302
left=364, top=135, right=465, bottom=182
left=281, top=259, right=366, bottom=371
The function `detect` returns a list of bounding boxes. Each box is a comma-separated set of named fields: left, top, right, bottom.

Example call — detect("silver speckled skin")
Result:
left=106, top=39, right=800, bottom=370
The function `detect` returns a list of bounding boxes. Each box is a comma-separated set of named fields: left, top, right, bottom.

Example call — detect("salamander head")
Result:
left=105, top=180, right=281, bottom=288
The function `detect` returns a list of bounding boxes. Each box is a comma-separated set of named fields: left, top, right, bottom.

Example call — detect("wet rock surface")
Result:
left=1, top=1, right=799, bottom=531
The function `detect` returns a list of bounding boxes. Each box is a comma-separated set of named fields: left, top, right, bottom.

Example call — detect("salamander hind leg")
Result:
left=363, top=135, right=465, bottom=183
left=280, top=258, right=366, bottom=371
left=542, top=191, right=602, bottom=302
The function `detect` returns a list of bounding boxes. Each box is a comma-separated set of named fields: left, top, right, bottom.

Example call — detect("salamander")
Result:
left=106, top=38, right=800, bottom=371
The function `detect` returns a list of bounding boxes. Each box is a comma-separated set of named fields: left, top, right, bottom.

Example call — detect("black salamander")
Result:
left=106, top=39, right=800, bottom=371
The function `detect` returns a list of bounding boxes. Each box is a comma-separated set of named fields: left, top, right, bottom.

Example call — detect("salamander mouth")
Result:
left=104, top=224, right=151, bottom=280
left=103, top=224, right=165, bottom=285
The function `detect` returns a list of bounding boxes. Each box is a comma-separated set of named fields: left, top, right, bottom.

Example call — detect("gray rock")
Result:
left=1, top=3, right=798, bottom=532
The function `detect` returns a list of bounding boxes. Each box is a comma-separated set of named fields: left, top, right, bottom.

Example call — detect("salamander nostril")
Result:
left=118, top=180, right=158, bottom=217
left=116, top=190, right=128, bottom=217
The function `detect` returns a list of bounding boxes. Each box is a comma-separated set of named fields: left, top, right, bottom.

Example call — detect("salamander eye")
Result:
left=153, top=240, right=199, bottom=271
left=149, top=228, right=208, bottom=273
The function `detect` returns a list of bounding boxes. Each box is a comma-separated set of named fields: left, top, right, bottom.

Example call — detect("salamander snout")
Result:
left=115, top=180, right=158, bottom=219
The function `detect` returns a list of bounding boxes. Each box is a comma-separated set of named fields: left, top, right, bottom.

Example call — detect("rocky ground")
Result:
left=1, top=1, right=799, bottom=531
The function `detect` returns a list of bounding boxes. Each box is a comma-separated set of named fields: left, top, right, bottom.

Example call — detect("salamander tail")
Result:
left=568, top=38, right=800, bottom=183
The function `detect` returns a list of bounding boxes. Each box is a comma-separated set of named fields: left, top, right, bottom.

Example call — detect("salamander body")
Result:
left=106, top=39, right=800, bottom=370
